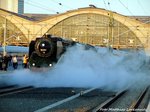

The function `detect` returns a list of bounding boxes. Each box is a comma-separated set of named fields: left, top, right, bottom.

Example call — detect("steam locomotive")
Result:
left=28, top=34, right=75, bottom=68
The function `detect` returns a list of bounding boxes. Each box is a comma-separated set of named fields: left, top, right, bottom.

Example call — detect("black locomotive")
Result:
left=29, top=34, right=75, bottom=68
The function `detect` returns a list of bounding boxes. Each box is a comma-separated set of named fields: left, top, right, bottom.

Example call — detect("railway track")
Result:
left=35, top=88, right=99, bottom=112
left=93, top=86, right=150, bottom=112
left=0, top=85, right=34, bottom=97
left=92, top=90, right=127, bottom=112
left=128, top=86, right=149, bottom=112
left=35, top=88, right=126, bottom=112
left=0, top=86, right=149, bottom=112
left=35, top=86, right=149, bottom=112
left=0, top=87, right=116, bottom=112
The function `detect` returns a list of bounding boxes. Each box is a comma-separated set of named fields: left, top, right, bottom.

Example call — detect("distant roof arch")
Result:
left=0, top=7, right=149, bottom=48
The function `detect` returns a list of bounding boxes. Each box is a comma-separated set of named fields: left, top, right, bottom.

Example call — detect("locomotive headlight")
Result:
left=32, top=63, right=35, bottom=66
left=49, top=64, right=52, bottom=67
left=42, top=43, right=45, bottom=47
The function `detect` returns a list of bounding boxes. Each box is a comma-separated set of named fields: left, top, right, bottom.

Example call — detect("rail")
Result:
left=0, top=86, right=34, bottom=97
left=34, top=87, right=97, bottom=112
left=92, top=90, right=127, bottom=112
left=128, top=86, right=149, bottom=112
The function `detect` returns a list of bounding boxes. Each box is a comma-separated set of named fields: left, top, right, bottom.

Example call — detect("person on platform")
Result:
left=2, top=55, right=9, bottom=71
left=23, top=54, right=28, bottom=68
left=8, top=55, right=12, bottom=66
left=12, top=55, right=18, bottom=69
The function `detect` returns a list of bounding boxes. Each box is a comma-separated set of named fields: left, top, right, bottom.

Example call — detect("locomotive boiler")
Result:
left=28, top=34, right=75, bottom=68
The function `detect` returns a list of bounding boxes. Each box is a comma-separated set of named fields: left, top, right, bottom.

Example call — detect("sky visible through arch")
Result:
left=24, top=0, right=150, bottom=16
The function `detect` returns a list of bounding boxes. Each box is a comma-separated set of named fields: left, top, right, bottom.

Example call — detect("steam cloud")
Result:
left=1, top=44, right=150, bottom=91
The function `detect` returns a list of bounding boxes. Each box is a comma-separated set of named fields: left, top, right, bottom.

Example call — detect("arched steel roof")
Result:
left=0, top=7, right=149, bottom=48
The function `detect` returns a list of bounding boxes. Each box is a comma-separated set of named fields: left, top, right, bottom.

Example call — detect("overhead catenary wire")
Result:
left=0, top=0, right=60, bottom=45
left=30, top=0, right=79, bottom=35
left=50, top=0, right=74, bottom=10
left=114, top=19, right=150, bottom=48
left=137, top=0, right=148, bottom=15
left=0, top=0, right=149, bottom=47
left=103, top=0, right=108, bottom=10
left=106, top=0, right=112, bottom=11
left=117, top=0, right=148, bottom=39
left=118, top=0, right=135, bottom=16
left=1, top=0, right=59, bottom=38
left=117, top=0, right=134, bottom=25
left=23, top=0, right=58, bottom=13
left=0, top=14, right=30, bottom=45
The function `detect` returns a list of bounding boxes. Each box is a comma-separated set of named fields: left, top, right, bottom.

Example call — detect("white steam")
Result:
left=1, top=44, right=150, bottom=91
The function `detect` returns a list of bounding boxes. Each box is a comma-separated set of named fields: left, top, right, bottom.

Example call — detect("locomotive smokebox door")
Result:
left=35, top=38, right=54, bottom=57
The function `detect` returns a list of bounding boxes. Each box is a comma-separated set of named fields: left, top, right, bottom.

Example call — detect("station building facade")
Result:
left=0, top=7, right=150, bottom=49
left=0, top=0, right=24, bottom=14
